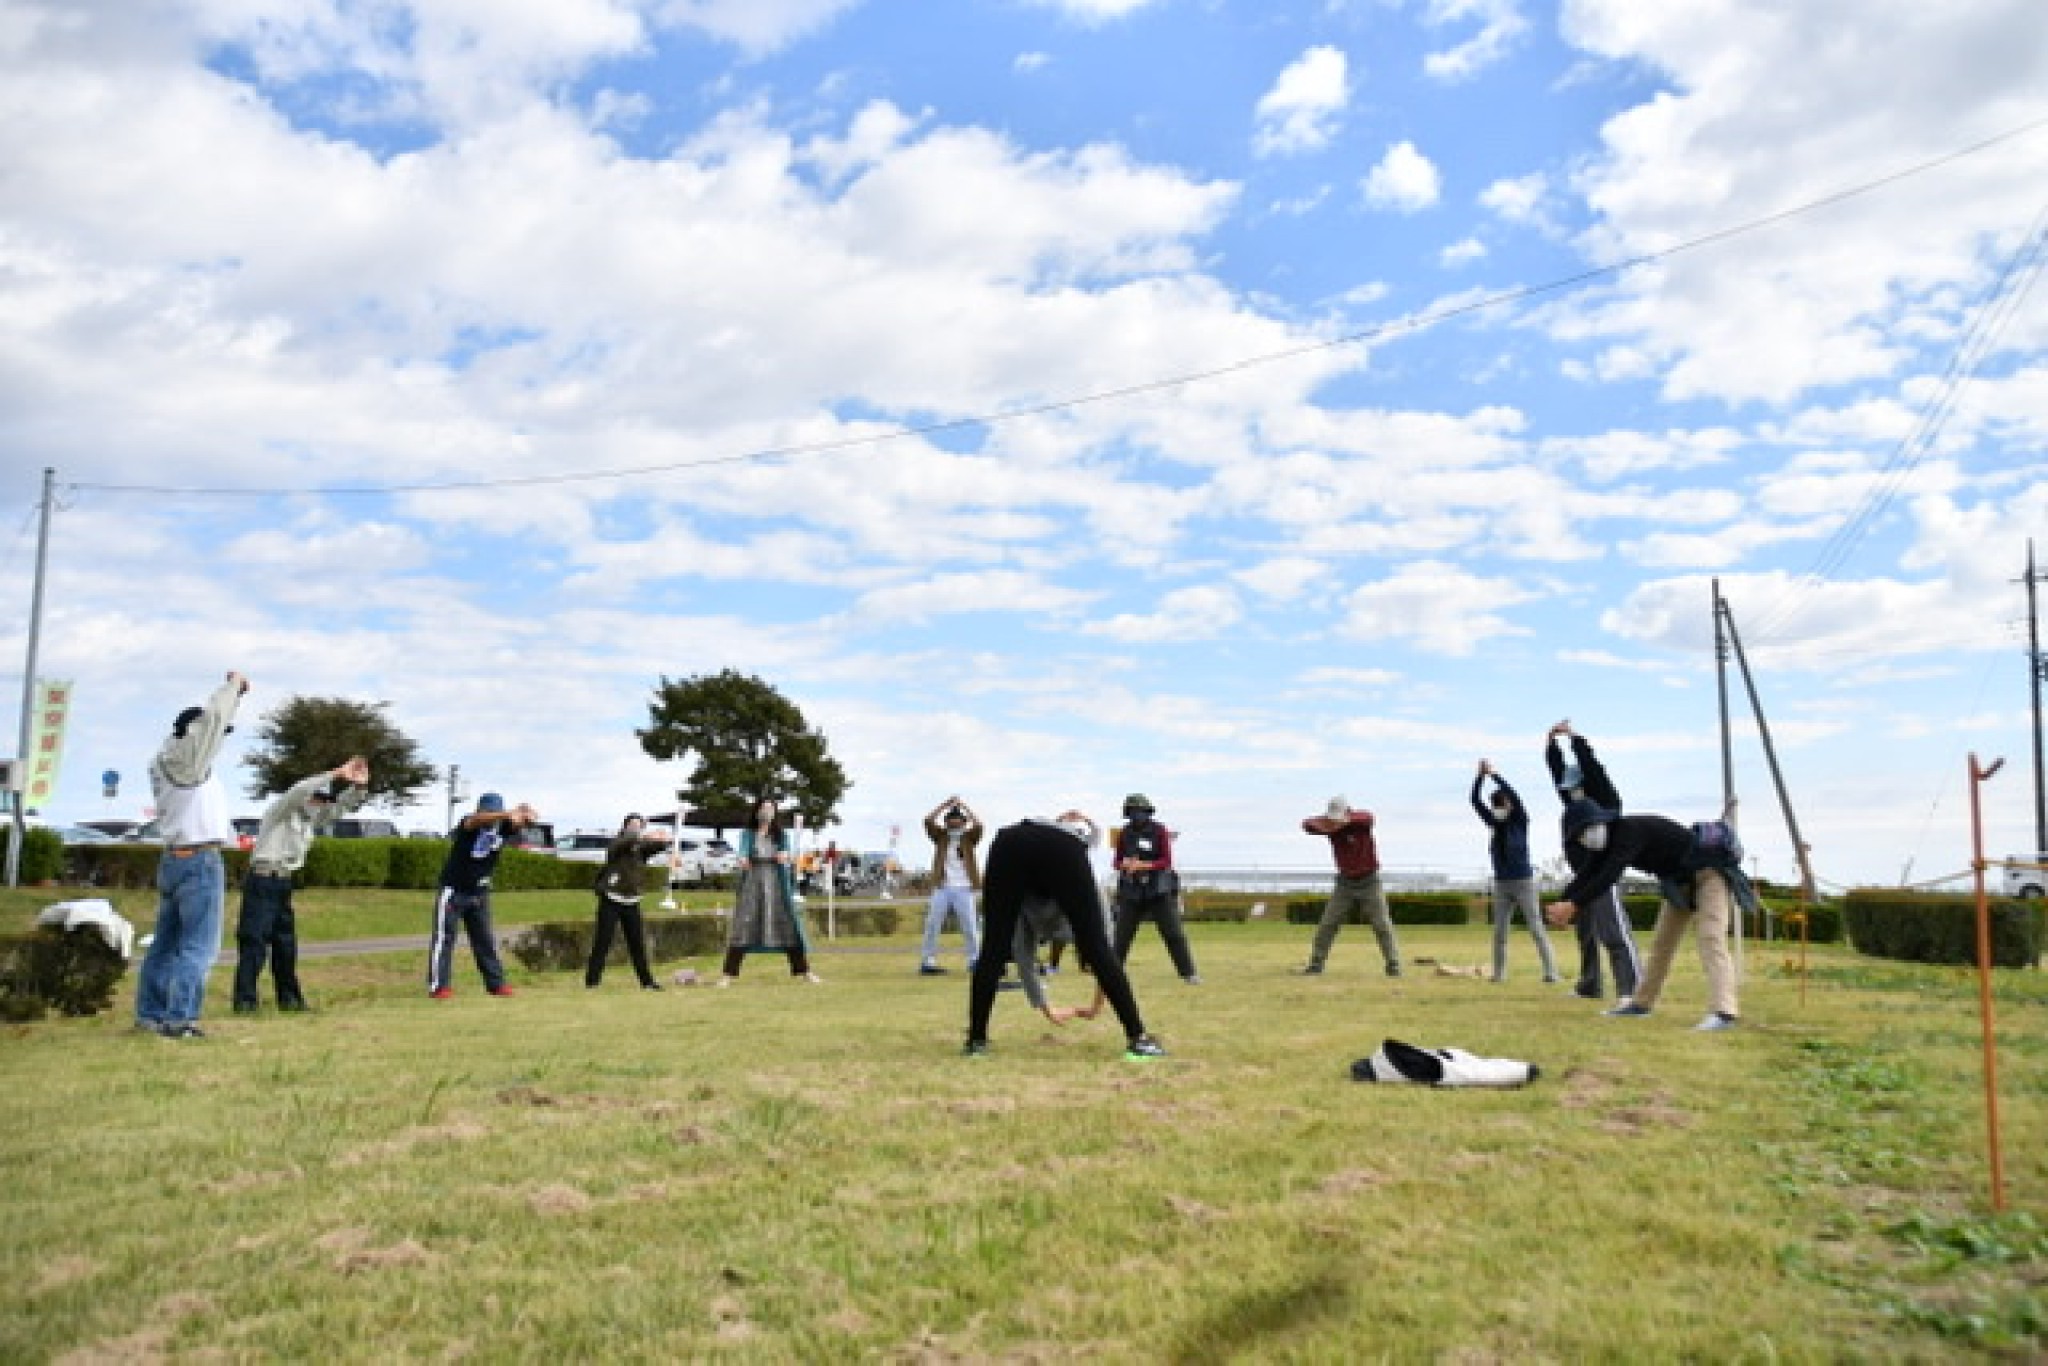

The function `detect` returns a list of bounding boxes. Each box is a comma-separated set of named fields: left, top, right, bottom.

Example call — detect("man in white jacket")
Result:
left=135, top=671, right=248, bottom=1039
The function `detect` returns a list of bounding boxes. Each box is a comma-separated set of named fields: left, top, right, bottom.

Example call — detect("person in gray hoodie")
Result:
left=232, top=755, right=369, bottom=1013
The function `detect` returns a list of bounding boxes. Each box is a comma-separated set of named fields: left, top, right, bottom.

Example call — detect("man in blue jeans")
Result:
left=135, top=670, right=249, bottom=1039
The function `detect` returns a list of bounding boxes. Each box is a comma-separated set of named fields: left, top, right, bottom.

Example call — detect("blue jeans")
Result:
left=136, top=849, right=226, bottom=1028
left=921, top=885, right=980, bottom=965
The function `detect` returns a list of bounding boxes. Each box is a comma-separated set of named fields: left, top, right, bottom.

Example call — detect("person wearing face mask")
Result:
left=966, top=811, right=1165, bottom=1060
left=716, top=797, right=820, bottom=987
left=1543, top=721, right=1641, bottom=1003
left=1298, top=795, right=1403, bottom=978
left=586, top=813, right=673, bottom=990
left=1544, top=801, right=1740, bottom=1032
left=1111, top=794, right=1201, bottom=985
left=918, top=795, right=983, bottom=976
left=1470, top=760, right=1559, bottom=985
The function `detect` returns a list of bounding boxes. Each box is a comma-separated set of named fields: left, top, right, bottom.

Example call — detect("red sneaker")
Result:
left=430, top=987, right=454, bottom=1000
left=488, top=985, right=515, bottom=997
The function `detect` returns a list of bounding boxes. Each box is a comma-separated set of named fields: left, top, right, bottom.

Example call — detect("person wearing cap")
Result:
left=1544, top=802, right=1740, bottom=1032
left=1298, top=796, right=1402, bottom=977
left=1111, top=793, right=1200, bottom=985
left=1543, top=721, right=1642, bottom=1002
left=1470, top=760, right=1559, bottom=985
left=918, top=795, right=984, bottom=976
left=427, top=792, right=540, bottom=998
left=966, top=811, right=1165, bottom=1060
left=232, top=755, right=370, bottom=1013
left=135, top=670, right=250, bottom=1039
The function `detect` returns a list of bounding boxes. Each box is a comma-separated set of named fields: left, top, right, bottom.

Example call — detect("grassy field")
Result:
left=1, top=892, right=2043, bottom=1362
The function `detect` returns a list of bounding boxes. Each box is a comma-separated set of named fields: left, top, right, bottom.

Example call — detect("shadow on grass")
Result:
left=1165, top=1266, right=1354, bottom=1365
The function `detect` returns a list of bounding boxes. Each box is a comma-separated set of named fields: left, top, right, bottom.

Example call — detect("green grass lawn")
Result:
left=1, top=901, right=2043, bottom=1361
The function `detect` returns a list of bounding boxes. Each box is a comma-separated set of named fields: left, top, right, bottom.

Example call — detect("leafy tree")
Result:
left=243, top=697, right=437, bottom=809
left=638, top=670, right=849, bottom=828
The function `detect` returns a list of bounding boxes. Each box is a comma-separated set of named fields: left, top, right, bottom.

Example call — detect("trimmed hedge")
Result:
left=509, top=902, right=904, bottom=975
left=1285, top=891, right=1475, bottom=926
left=3, top=827, right=64, bottom=885
left=1844, top=889, right=2044, bottom=968
left=1615, top=892, right=1843, bottom=944
left=0, top=927, right=127, bottom=1021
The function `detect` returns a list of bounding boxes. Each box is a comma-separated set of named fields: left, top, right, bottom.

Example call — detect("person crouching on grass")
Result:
left=716, top=797, right=820, bottom=987
left=586, top=813, right=672, bottom=991
left=966, top=811, right=1165, bottom=1061
left=1544, top=801, right=1742, bottom=1032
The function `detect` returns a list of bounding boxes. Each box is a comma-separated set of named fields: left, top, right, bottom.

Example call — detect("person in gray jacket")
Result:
left=232, top=755, right=370, bottom=1013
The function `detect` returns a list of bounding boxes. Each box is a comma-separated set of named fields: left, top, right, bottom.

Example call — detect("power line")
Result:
left=1749, top=201, right=2048, bottom=641
left=69, top=116, right=2048, bottom=501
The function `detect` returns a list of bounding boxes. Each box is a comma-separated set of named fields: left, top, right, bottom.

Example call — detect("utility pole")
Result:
left=1713, top=578, right=1735, bottom=818
left=1719, top=594, right=1818, bottom=904
left=2024, top=540, right=2046, bottom=858
left=445, top=763, right=461, bottom=834
left=6, top=468, right=55, bottom=889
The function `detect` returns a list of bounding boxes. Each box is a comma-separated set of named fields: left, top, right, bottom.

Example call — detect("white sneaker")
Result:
left=1694, top=1012, right=1738, bottom=1032
left=801, top=972, right=825, bottom=985
left=713, top=976, right=734, bottom=989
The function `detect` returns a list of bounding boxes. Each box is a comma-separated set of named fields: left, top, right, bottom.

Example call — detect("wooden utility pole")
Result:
left=2024, top=541, right=2046, bottom=858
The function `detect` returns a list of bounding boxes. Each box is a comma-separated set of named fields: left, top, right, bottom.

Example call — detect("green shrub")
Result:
left=302, top=837, right=390, bottom=888
left=1284, top=891, right=1474, bottom=926
left=1844, top=889, right=2044, bottom=968
left=508, top=902, right=902, bottom=974
left=0, top=926, right=128, bottom=1020
left=384, top=838, right=448, bottom=891
left=66, top=844, right=157, bottom=889
left=1179, top=892, right=1268, bottom=923
left=2, top=826, right=65, bottom=884
left=1622, top=891, right=1843, bottom=943
left=508, top=913, right=731, bottom=973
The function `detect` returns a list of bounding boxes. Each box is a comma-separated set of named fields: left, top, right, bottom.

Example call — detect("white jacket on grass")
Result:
left=1351, top=1038, right=1540, bottom=1088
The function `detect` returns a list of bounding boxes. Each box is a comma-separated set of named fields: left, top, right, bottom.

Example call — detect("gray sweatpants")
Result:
left=1309, top=873, right=1401, bottom=972
left=1489, top=877, right=1559, bottom=982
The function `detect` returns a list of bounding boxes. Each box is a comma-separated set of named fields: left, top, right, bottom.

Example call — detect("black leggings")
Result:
left=587, top=895, right=655, bottom=986
left=969, top=822, right=1146, bottom=1044
left=722, top=945, right=811, bottom=977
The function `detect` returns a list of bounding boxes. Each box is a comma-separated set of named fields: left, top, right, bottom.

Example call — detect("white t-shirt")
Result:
left=942, top=832, right=971, bottom=889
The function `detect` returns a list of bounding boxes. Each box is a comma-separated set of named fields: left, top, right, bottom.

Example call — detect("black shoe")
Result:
left=919, top=963, right=948, bottom=977
left=167, top=1024, right=206, bottom=1040
left=232, top=1003, right=259, bottom=1015
left=1384, top=963, right=1403, bottom=978
left=1124, top=1035, right=1167, bottom=1061
left=1295, top=964, right=1324, bottom=976
left=1572, top=985, right=1603, bottom=1000
left=641, top=982, right=663, bottom=991
left=962, top=1039, right=990, bottom=1058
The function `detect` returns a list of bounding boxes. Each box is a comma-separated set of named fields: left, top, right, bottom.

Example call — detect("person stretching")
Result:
left=967, top=813, right=1165, bottom=1060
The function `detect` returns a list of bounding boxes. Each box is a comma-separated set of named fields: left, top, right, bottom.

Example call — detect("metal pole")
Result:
left=6, top=467, right=55, bottom=889
left=1714, top=578, right=1735, bottom=818
left=1720, top=596, right=1819, bottom=904
left=444, top=763, right=460, bottom=835
left=1967, top=753, right=2008, bottom=1213
left=2026, top=541, right=2046, bottom=859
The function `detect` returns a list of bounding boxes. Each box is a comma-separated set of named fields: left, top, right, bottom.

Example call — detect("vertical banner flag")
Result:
left=26, top=679, right=73, bottom=810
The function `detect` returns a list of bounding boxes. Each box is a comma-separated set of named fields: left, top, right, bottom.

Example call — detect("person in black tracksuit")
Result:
left=966, top=816, right=1164, bottom=1060
left=1111, top=793, right=1200, bottom=985
left=586, top=813, right=671, bottom=990
left=1543, top=722, right=1641, bottom=1002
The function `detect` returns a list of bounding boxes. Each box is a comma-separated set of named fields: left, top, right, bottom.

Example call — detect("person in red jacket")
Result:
left=1298, top=796, right=1402, bottom=977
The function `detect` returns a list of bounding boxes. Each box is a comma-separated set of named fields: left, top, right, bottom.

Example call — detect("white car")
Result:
left=562, top=829, right=707, bottom=883
left=2006, top=854, right=2046, bottom=899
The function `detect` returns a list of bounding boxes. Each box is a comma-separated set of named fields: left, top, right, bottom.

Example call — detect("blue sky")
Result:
left=2, top=0, right=2046, bottom=887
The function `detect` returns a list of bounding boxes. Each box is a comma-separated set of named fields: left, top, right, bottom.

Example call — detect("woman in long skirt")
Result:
left=716, top=798, right=821, bottom=986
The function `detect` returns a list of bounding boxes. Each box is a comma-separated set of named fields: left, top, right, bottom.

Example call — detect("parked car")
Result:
left=329, top=817, right=401, bottom=840
left=48, top=824, right=116, bottom=845
left=78, top=819, right=143, bottom=842
left=505, top=821, right=556, bottom=854
left=699, top=838, right=740, bottom=877
left=2007, top=854, right=2047, bottom=899
left=555, top=831, right=614, bottom=863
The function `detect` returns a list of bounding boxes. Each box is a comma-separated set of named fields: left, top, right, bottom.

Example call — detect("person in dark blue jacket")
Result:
left=1543, top=722, right=1642, bottom=1003
left=1471, top=760, right=1559, bottom=984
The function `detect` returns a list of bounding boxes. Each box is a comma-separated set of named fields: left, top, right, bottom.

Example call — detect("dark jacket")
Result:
left=1470, top=774, right=1533, bottom=880
left=1115, top=817, right=1174, bottom=901
left=1558, top=812, right=1692, bottom=910
left=599, top=834, right=668, bottom=904
left=1546, top=734, right=1622, bottom=874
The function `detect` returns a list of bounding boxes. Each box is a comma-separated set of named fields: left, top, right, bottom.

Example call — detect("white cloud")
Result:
left=1082, top=584, right=1246, bottom=643
left=1479, top=171, right=1551, bottom=228
left=1024, top=0, right=1161, bottom=21
left=1421, top=0, right=1529, bottom=81
left=1253, top=46, right=1351, bottom=158
left=1336, top=560, right=1536, bottom=655
left=654, top=0, right=862, bottom=56
left=1440, top=236, right=1487, bottom=267
left=1363, top=141, right=1441, bottom=212
left=1014, top=51, right=1051, bottom=73
left=1234, top=556, right=1330, bottom=602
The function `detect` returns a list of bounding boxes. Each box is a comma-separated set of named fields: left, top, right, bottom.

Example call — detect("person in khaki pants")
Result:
left=1544, top=801, right=1740, bottom=1032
